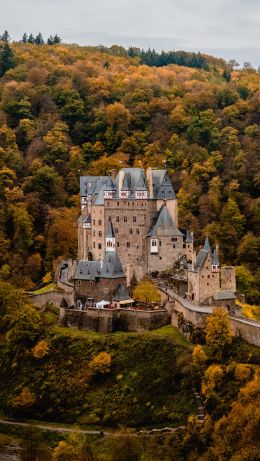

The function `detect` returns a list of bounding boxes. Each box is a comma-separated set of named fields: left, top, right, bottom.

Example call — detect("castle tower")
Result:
left=221, top=266, right=236, bottom=292
left=106, top=220, right=115, bottom=252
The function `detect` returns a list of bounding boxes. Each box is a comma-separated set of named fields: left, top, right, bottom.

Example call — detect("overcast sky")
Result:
left=1, top=0, right=260, bottom=66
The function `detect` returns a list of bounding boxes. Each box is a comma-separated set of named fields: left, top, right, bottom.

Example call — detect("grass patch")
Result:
left=145, top=325, right=190, bottom=347
left=32, top=283, right=60, bottom=295
left=51, top=324, right=189, bottom=347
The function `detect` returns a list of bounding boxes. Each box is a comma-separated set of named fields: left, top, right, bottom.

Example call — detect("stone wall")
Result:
left=229, top=316, right=260, bottom=347
left=64, top=308, right=170, bottom=333
left=159, top=288, right=260, bottom=347
left=29, top=290, right=74, bottom=309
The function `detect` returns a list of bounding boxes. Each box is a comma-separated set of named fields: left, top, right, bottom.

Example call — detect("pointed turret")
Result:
left=103, top=176, right=115, bottom=198
left=135, top=171, right=148, bottom=199
left=212, top=246, right=220, bottom=272
left=106, top=220, right=115, bottom=251
left=203, top=235, right=212, bottom=254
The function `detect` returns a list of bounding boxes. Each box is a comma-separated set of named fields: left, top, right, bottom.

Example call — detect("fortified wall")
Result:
left=29, top=290, right=74, bottom=309
left=62, top=307, right=170, bottom=334
left=160, top=288, right=260, bottom=347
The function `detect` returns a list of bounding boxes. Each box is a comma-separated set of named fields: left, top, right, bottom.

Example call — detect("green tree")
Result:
left=0, top=42, right=15, bottom=77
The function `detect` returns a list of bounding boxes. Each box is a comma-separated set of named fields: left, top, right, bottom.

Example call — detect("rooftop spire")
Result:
left=203, top=235, right=211, bottom=253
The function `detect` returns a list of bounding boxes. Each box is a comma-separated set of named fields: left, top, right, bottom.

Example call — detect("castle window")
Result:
left=93, top=219, right=96, bottom=225
left=171, top=237, right=177, bottom=242
left=98, top=243, right=102, bottom=249
left=90, top=281, right=94, bottom=286
left=208, top=275, right=210, bottom=278
left=117, top=202, right=119, bottom=206
left=115, top=228, right=118, bottom=233
left=136, top=229, right=139, bottom=235
left=173, top=244, right=176, bottom=248
left=98, top=231, right=102, bottom=237
left=98, top=219, right=102, bottom=225
left=124, top=216, right=127, bottom=222
left=188, top=245, right=190, bottom=248
left=127, top=242, right=130, bottom=248
left=93, top=242, right=96, bottom=248
left=117, top=242, right=119, bottom=247
left=129, top=228, right=133, bottom=234
left=183, top=244, right=186, bottom=248
left=77, top=280, right=81, bottom=286
left=133, top=216, right=137, bottom=222
left=93, top=231, right=95, bottom=237
left=116, top=216, right=120, bottom=222
left=152, top=240, right=157, bottom=247
left=159, top=241, right=161, bottom=246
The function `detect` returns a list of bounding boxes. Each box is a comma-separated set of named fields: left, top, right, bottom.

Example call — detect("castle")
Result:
left=58, top=167, right=237, bottom=311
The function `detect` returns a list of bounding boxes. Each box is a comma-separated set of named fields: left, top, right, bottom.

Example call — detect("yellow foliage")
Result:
left=43, top=272, right=52, bottom=284
left=234, top=363, right=252, bottom=382
left=89, top=351, right=112, bottom=374
left=192, top=344, right=207, bottom=366
left=12, top=387, right=36, bottom=408
left=133, top=279, right=161, bottom=304
left=240, top=302, right=260, bottom=321
left=53, top=441, right=75, bottom=461
left=203, top=364, right=224, bottom=394
left=205, top=307, right=233, bottom=349
left=32, top=339, right=49, bottom=358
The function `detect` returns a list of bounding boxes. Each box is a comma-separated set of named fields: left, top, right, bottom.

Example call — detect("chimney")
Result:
left=146, top=167, right=153, bottom=198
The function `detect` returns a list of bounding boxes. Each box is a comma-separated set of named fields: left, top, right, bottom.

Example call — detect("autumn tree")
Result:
left=205, top=308, right=233, bottom=351
left=133, top=279, right=160, bottom=304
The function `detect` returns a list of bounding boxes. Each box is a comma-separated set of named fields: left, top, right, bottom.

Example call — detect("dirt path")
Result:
left=0, top=418, right=184, bottom=437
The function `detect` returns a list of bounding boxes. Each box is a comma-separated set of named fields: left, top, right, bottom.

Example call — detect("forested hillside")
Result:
left=0, top=40, right=259, bottom=301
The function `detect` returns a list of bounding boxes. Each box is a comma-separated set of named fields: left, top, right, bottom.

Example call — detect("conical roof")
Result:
left=149, top=205, right=183, bottom=237
left=212, top=247, right=219, bottom=266
left=101, top=251, right=125, bottom=279
left=135, top=171, right=147, bottom=191
left=121, top=172, right=131, bottom=191
left=103, top=176, right=115, bottom=191
left=203, top=236, right=212, bottom=254
left=107, top=220, right=115, bottom=239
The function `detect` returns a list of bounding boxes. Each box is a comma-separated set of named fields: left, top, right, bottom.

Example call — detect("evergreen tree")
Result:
left=35, top=33, right=44, bottom=45
left=22, top=33, right=28, bottom=43
left=1, top=30, right=10, bottom=42
left=28, top=33, right=35, bottom=44
left=53, top=34, right=61, bottom=44
left=0, top=42, right=15, bottom=77
left=47, top=35, right=54, bottom=45
left=223, top=69, right=231, bottom=82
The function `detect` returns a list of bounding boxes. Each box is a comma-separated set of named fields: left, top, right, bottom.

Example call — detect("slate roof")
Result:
left=74, top=260, right=101, bottom=281
left=149, top=205, right=183, bottom=237
left=121, top=172, right=131, bottom=191
left=113, top=284, right=132, bottom=302
left=194, top=249, right=209, bottom=272
left=203, top=236, right=212, bottom=254
left=77, top=214, right=91, bottom=225
left=212, top=247, right=219, bottom=266
left=101, top=251, right=125, bottom=279
left=103, top=176, right=115, bottom=191
left=107, top=221, right=115, bottom=238
left=149, top=170, right=176, bottom=199
left=135, top=171, right=148, bottom=191
left=80, top=168, right=177, bottom=201
left=214, top=290, right=236, bottom=300
left=80, top=176, right=108, bottom=196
